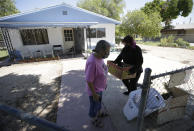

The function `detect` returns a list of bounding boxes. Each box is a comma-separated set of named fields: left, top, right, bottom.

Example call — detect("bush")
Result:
left=189, top=46, right=194, bottom=50
left=175, top=38, right=190, bottom=48
left=168, top=43, right=178, bottom=47
left=160, top=36, right=189, bottom=48
left=167, top=35, right=175, bottom=43
left=160, top=35, right=175, bottom=47
left=160, top=37, right=168, bottom=46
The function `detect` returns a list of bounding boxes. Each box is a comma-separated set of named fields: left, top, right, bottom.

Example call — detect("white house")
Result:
left=161, top=23, right=194, bottom=43
left=0, top=3, right=120, bottom=58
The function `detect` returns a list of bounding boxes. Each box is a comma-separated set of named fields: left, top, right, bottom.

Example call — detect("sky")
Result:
left=15, top=0, right=194, bottom=25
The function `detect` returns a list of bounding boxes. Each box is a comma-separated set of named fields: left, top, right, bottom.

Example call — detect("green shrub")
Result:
left=189, top=46, right=194, bottom=50
left=175, top=38, right=190, bottom=48
left=160, top=36, right=189, bottom=48
left=160, top=37, right=168, bottom=46
left=167, top=35, right=175, bottom=43
left=168, top=43, right=178, bottom=47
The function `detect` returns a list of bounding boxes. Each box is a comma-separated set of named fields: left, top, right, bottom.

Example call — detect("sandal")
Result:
left=92, top=118, right=104, bottom=128
left=97, top=112, right=109, bottom=118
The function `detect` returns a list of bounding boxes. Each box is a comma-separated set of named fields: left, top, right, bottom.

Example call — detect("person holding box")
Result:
left=114, top=35, right=143, bottom=95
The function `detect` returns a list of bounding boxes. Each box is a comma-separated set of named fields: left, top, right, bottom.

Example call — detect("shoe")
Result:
left=97, top=112, right=109, bottom=118
left=123, top=91, right=130, bottom=95
left=92, top=118, right=104, bottom=128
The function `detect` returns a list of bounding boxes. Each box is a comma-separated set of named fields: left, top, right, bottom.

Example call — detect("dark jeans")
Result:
left=88, top=92, right=102, bottom=118
left=122, top=70, right=142, bottom=93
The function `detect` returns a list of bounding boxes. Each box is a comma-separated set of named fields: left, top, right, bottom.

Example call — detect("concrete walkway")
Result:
left=56, top=52, right=187, bottom=131
left=56, top=58, right=116, bottom=131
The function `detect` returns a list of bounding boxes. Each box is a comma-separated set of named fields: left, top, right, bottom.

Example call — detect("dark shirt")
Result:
left=114, top=45, right=143, bottom=74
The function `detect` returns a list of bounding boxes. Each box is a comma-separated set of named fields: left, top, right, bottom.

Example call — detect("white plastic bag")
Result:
left=123, top=88, right=165, bottom=121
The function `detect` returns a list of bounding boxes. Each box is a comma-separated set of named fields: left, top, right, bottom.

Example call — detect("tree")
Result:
left=178, top=0, right=193, bottom=17
left=141, top=0, right=163, bottom=15
left=77, top=0, right=125, bottom=20
left=141, top=0, right=193, bottom=28
left=119, top=10, right=162, bottom=38
left=0, top=0, right=19, bottom=17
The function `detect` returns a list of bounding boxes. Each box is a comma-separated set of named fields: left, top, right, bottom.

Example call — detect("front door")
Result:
left=64, top=28, right=74, bottom=52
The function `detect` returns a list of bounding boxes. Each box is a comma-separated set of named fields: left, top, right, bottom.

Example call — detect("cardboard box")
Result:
left=156, top=87, right=189, bottom=125
left=107, top=60, right=136, bottom=79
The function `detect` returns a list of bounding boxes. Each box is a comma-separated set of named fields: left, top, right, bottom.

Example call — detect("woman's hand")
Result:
left=93, top=94, right=100, bottom=102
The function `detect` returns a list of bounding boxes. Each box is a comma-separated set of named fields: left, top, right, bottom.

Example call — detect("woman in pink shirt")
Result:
left=85, top=40, right=110, bottom=128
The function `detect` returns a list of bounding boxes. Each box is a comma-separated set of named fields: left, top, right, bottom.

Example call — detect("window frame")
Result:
left=86, top=28, right=106, bottom=38
left=64, top=29, right=74, bottom=42
left=20, top=28, right=49, bottom=45
left=0, top=30, right=4, bottom=42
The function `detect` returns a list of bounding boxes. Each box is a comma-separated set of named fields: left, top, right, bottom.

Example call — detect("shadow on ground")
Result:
left=0, top=73, right=61, bottom=131
left=57, top=69, right=138, bottom=131
left=57, top=69, right=117, bottom=131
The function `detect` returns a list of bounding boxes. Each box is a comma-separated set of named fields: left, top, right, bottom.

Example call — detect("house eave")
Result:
left=0, top=22, right=99, bottom=28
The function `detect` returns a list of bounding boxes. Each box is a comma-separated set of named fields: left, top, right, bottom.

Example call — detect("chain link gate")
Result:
left=137, top=66, right=194, bottom=131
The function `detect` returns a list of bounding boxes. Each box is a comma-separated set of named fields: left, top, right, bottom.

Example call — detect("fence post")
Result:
left=137, top=68, right=152, bottom=131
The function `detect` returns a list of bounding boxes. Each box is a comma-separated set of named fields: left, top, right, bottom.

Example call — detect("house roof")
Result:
left=174, top=23, right=194, bottom=30
left=0, top=3, right=121, bottom=28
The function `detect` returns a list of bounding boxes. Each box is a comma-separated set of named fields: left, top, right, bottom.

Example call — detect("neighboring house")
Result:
left=0, top=3, right=120, bottom=58
left=161, top=23, right=194, bottom=43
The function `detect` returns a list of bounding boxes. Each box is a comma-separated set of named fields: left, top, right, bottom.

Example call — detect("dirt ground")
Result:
left=0, top=60, right=62, bottom=131
left=138, top=44, right=194, bottom=65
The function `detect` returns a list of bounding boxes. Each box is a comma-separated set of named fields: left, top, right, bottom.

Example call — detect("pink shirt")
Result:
left=85, top=54, right=108, bottom=96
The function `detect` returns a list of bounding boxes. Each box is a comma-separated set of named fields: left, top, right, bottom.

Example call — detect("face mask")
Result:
left=103, top=51, right=109, bottom=58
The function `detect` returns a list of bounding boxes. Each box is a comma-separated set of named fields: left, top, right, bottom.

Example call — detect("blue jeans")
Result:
left=89, top=92, right=102, bottom=118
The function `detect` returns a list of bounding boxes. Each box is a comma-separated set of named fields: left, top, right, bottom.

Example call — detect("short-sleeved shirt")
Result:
left=85, top=54, right=108, bottom=96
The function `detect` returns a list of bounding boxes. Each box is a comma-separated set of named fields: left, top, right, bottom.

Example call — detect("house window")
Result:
left=97, top=28, right=105, bottom=38
left=64, top=29, right=73, bottom=41
left=0, top=30, right=5, bottom=48
left=20, top=29, right=49, bottom=45
left=177, top=30, right=185, bottom=34
left=87, top=28, right=106, bottom=38
left=0, top=31, right=3, bottom=42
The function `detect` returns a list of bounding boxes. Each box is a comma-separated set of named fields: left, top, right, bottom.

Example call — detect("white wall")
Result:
left=87, top=24, right=115, bottom=49
left=8, top=27, right=72, bottom=57
left=9, top=29, right=23, bottom=50
left=8, top=23, right=116, bottom=57
left=185, top=29, right=194, bottom=43
left=47, top=27, right=63, bottom=47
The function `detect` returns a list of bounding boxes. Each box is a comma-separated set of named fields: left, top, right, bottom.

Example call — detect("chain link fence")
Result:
left=137, top=66, right=194, bottom=131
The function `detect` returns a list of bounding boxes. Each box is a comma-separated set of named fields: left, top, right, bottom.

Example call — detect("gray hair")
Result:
left=93, top=40, right=111, bottom=53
